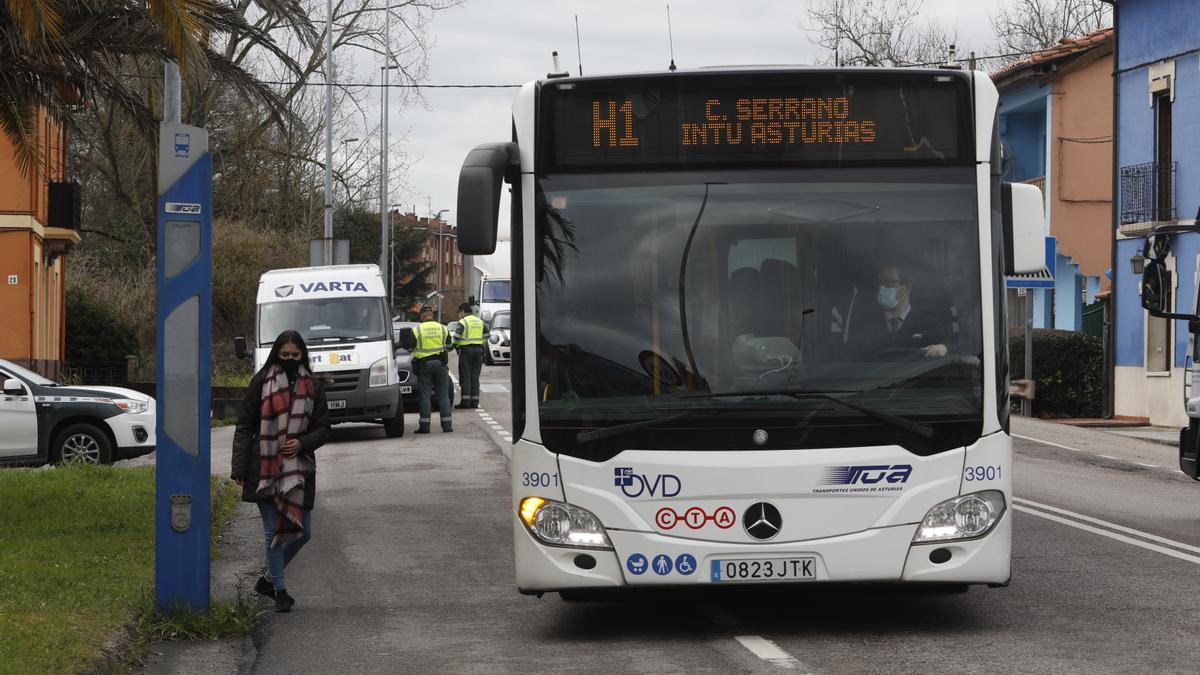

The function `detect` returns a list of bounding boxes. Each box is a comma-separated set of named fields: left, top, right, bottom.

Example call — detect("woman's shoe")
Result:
left=274, top=589, right=295, bottom=613
left=254, top=575, right=276, bottom=598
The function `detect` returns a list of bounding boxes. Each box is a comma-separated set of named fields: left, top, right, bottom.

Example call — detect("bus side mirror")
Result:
left=1141, top=259, right=1169, bottom=315
left=1002, top=182, right=1045, bottom=275
left=457, top=142, right=518, bottom=256
left=233, top=336, right=251, bottom=360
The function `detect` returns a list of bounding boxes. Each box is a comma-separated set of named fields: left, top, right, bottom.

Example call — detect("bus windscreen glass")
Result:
left=544, top=72, right=971, bottom=170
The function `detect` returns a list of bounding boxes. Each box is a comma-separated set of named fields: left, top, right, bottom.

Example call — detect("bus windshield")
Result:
left=259, top=297, right=389, bottom=346
left=535, top=168, right=983, bottom=457
left=482, top=280, right=511, bottom=303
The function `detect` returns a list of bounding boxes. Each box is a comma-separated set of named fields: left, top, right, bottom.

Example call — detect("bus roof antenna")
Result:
left=666, top=4, right=677, bottom=72
left=575, top=15, right=583, bottom=76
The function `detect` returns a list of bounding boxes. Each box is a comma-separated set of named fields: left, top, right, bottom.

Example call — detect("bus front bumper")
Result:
left=514, top=509, right=1011, bottom=593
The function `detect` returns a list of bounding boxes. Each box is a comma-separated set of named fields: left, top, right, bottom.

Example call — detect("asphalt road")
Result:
left=141, top=366, right=1200, bottom=673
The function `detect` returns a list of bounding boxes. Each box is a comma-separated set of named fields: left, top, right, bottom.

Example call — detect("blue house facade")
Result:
left=1112, top=0, right=1200, bottom=425
left=995, top=77, right=1056, bottom=329
left=994, top=32, right=1114, bottom=335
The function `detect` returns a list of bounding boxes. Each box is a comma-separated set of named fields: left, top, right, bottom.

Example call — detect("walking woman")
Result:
left=231, top=330, right=331, bottom=612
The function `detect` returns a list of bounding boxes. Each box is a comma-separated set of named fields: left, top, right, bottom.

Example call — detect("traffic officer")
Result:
left=411, top=306, right=453, bottom=434
left=452, top=303, right=486, bottom=409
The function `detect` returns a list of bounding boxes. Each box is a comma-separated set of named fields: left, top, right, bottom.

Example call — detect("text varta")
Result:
left=300, top=281, right=369, bottom=293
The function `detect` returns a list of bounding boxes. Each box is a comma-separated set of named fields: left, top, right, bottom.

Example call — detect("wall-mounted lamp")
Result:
left=1130, top=249, right=1146, bottom=275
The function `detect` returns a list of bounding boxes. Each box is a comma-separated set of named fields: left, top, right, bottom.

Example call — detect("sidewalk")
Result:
left=125, top=426, right=267, bottom=674
left=1011, top=415, right=1180, bottom=471
left=1102, top=426, right=1179, bottom=446
left=1048, top=416, right=1179, bottom=447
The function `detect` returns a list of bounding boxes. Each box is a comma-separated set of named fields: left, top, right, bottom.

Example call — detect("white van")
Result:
left=236, top=264, right=406, bottom=437
left=478, top=275, right=510, bottom=326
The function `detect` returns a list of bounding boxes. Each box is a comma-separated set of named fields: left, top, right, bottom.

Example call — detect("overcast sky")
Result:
left=369, top=0, right=1008, bottom=230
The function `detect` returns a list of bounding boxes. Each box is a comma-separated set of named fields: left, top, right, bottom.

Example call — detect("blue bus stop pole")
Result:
left=154, top=118, right=213, bottom=612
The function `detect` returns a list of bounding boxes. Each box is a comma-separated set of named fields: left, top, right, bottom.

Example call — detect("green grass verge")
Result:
left=0, top=465, right=247, bottom=674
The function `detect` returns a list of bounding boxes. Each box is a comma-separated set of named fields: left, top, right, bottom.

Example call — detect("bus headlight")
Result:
left=368, top=357, right=388, bottom=387
left=913, top=491, right=1006, bottom=543
left=519, top=497, right=612, bottom=549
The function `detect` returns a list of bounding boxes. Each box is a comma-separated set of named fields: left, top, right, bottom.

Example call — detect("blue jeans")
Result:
left=257, top=502, right=312, bottom=592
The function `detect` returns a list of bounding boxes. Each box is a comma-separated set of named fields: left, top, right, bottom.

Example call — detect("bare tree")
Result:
left=805, top=0, right=958, bottom=67
left=990, top=0, right=1111, bottom=58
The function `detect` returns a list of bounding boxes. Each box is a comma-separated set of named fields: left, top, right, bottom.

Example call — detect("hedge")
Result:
left=1009, top=328, right=1104, bottom=418
left=65, top=287, right=139, bottom=362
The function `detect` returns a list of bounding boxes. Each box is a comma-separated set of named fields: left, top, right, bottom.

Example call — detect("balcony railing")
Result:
left=1120, top=161, right=1177, bottom=224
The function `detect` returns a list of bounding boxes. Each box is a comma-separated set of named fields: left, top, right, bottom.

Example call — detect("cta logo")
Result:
left=614, top=467, right=681, bottom=498
left=823, top=464, right=913, bottom=485
left=656, top=506, right=736, bottom=530
left=299, top=281, right=370, bottom=293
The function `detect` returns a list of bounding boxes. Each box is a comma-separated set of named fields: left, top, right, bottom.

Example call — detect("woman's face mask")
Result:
left=280, top=358, right=301, bottom=378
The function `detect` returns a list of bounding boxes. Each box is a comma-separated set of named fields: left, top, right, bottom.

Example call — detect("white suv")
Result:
left=0, top=359, right=156, bottom=465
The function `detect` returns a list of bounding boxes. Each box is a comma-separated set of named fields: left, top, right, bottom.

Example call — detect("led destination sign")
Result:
left=545, top=73, right=971, bottom=170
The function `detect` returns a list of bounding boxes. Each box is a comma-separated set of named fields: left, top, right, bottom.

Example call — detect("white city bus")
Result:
left=457, top=66, right=1044, bottom=594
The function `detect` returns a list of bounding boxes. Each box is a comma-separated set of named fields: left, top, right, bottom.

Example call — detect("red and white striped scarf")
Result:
left=256, top=363, right=314, bottom=547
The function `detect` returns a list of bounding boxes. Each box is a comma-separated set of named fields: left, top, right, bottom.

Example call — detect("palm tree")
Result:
left=0, top=0, right=314, bottom=174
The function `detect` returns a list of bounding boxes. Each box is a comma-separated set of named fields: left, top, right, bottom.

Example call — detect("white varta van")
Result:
left=236, top=264, right=406, bottom=437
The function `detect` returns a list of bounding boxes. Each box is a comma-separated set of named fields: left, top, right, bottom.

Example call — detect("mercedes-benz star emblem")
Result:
left=752, top=429, right=768, bottom=446
left=743, top=501, right=782, bottom=541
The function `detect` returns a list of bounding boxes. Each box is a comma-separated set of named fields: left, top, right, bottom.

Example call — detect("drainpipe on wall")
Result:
left=1102, top=0, right=1118, bottom=419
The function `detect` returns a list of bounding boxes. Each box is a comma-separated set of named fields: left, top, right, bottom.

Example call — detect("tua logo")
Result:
left=613, top=467, right=682, bottom=498
left=300, top=281, right=369, bottom=293
left=823, top=464, right=913, bottom=485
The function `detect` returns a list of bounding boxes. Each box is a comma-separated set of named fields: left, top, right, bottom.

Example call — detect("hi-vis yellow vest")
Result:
left=412, top=321, right=448, bottom=359
left=456, top=314, right=486, bottom=346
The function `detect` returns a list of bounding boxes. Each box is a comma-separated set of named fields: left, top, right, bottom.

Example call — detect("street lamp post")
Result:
left=324, top=0, right=334, bottom=265
left=432, top=209, right=451, bottom=321
left=381, top=57, right=398, bottom=306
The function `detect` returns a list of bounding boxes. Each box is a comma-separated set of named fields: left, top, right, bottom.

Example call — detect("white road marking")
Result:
left=480, top=383, right=510, bottom=393
left=1016, top=506, right=1200, bottom=566
left=1014, top=497, right=1200, bottom=555
left=476, top=409, right=514, bottom=454
left=735, top=636, right=802, bottom=670
left=1013, top=433, right=1084, bottom=452
left=1015, top=505, right=1200, bottom=566
left=1015, top=433, right=1167, bottom=470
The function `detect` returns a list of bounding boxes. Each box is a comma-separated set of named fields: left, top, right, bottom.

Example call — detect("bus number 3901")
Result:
left=964, top=465, right=1002, bottom=481
left=522, top=472, right=560, bottom=487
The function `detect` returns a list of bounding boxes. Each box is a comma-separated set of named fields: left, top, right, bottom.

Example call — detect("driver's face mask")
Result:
left=876, top=286, right=900, bottom=310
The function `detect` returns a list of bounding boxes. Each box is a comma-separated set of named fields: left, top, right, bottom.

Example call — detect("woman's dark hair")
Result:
left=261, top=330, right=312, bottom=375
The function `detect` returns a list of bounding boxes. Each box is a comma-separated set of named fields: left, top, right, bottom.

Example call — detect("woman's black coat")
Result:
left=230, top=370, right=331, bottom=509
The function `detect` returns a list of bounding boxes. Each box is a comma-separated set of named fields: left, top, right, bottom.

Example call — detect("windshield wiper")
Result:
left=684, top=389, right=934, bottom=439
left=575, top=412, right=695, bottom=444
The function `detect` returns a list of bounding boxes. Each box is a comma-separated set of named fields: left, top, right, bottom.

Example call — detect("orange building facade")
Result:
left=390, top=211, right=464, bottom=316
left=0, top=113, right=80, bottom=379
